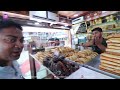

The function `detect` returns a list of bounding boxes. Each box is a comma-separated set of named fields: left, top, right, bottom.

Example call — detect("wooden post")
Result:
left=28, top=43, right=37, bottom=79
left=29, top=54, right=37, bottom=79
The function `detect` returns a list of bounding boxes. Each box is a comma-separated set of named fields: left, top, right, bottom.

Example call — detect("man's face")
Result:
left=92, top=30, right=102, bottom=39
left=0, top=27, right=24, bottom=61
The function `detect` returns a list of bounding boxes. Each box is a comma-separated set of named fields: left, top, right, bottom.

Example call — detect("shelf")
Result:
left=88, top=20, right=117, bottom=28
left=88, top=28, right=120, bottom=34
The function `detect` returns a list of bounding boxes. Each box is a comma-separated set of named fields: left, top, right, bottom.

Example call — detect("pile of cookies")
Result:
left=66, top=49, right=98, bottom=64
left=35, top=51, right=53, bottom=63
left=35, top=47, right=98, bottom=65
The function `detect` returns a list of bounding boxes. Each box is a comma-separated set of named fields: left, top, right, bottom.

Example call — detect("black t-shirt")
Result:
left=91, top=38, right=107, bottom=54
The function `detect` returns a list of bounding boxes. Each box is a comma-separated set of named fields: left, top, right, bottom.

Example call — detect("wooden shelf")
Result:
left=88, top=20, right=117, bottom=28
left=88, top=28, right=120, bottom=34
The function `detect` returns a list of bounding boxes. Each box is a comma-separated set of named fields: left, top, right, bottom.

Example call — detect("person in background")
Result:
left=81, top=27, right=107, bottom=54
left=54, top=38, right=60, bottom=46
left=54, top=38, right=64, bottom=46
left=0, top=20, right=24, bottom=79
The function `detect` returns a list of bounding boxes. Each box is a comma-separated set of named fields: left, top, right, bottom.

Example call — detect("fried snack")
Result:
left=106, top=39, right=120, bottom=44
left=105, top=48, right=120, bottom=56
left=45, top=47, right=98, bottom=64
left=106, top=33, right=120, bottom=39
left=35, top=51, right=53, bottom=63
left=99, top=64, right=120, bottom=70
left=75, top=58, right=84, bottom=64
left=101, top=60, right=120, bottom=67
left=107, top=46, right=120, bottom=50
left=100, top=56, right=120, bottom=64
left=107, top=43, right=120, bottom=47
left=99, top=65, right=120, bottom=76
left=101, top=53, right=120, bottom=60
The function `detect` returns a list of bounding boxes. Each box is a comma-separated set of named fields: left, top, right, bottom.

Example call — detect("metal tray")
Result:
left=65, top=55, right=120, bottom=79
left=29, top=54, right=59, bottom=79
left=83, top=65, right=120, bottom=79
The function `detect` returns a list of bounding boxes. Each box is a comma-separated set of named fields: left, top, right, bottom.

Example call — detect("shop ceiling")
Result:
left=6, top=11, right=91, bottom=19
left=0, top=11, right=92, bottom=29
left=51, top=11, right=91, bottom=19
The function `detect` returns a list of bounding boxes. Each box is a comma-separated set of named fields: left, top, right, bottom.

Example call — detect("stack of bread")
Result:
left=99, top=33, right=120, bottom=76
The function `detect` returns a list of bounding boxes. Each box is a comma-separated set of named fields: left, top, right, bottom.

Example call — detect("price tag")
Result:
left=81, top=75, right=84, bottom=79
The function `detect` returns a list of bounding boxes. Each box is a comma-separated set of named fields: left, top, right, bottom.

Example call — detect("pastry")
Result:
left=100, top=56, right=120, bottom=64
left=101, top=53, right=120, bottom=60
left=106, top=34, right=120, bottom=39
left=107, top=43, right=120, bottom=47
left=99, top=65, right=120, bottom=76
left=101, top=60, right=120, bottom=67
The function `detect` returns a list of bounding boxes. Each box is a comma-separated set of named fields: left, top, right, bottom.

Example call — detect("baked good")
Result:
left=101, top=60, right=120, bottom=67
left=106, top=34, right=120, bottom=39
left=106, top=39, right=120, bottom=44
left=99, top=65, right=120, bottom=76
left=101, top=53, right=120, bottom=60
left=105, top=52, right=120, bottom=56
left=107, top=46, right=120, bottom=50
left=107, top=43, right=120, bottom=47
left=100, top=56, right=120, bottom=64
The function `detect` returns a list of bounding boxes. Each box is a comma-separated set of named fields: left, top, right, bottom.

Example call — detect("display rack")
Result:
left=64, top=55, right=120, bottom=79
left=65, top=67, right=114, bottom=79
left=29, top=54, right=59, bottom=79
left=29, top=51, right=120, bottom=79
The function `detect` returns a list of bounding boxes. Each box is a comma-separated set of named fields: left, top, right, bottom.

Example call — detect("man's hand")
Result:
left=94, top=37, right=103, bottom=46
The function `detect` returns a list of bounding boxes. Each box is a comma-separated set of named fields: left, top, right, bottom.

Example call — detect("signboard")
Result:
left=72, top=16, right=84, bottom=24
left=29, top=11, right=47, bottom=19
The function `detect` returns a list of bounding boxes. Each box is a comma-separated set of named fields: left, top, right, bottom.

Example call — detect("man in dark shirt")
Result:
left=82, top=27, right=107, bottom=54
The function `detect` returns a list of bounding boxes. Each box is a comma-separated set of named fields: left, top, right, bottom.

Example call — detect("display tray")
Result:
left=81, top=55, right=120, bottom=79
left=30, top=54, right=81, bottom=79
left=65, top=67, right=114, bottom=79
left=84, top=55, right=100, bottom=69
left=64, top=58, right=83, bottom=66
left=29, top=54, right=59, bottom=79
left=65, top=55, right=100, bottom=68
left=65, top=55, right=120, bottom=79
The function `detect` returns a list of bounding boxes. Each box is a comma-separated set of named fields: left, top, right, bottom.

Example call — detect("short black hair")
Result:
left=0, top=19, right=23, bottom=31
left=55, top=38, right=59, bottom=41
left=92, top=27, right=102, bottom=32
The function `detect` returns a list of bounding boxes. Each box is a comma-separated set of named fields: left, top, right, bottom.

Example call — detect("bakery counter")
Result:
left=83, top=64, right=120, bottom=79
left=84, top=55, right=100, bottom=69
left=29, top=54, right=59, bottom=79
left=65, top=67, right=114, bottom=79
left=65, top=54, right=100, bottom=68
left=82, top=54, right=120, bottom=79
left=30, top=53, right=82, bottom=79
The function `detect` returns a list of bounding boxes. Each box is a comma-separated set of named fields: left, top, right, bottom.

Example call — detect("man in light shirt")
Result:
left=0, top=20, right=24, bottom=79
left=54, top=38, right=64, bottom=46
